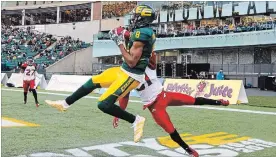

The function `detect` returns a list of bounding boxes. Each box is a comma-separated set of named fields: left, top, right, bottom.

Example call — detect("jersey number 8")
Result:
left=135, top=31, right=140, bottom=38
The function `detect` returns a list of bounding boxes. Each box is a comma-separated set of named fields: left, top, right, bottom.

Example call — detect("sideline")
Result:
left=2, top=88, right=276, bottom=116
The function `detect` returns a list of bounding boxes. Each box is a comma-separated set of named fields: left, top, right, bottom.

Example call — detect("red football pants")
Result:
left=23, top=80, right=35, bottom=92
left=147, top=91, right=195, bottom=134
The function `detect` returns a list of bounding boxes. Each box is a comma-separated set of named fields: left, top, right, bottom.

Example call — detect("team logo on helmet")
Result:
left=129, top=5, right=157, bottom=31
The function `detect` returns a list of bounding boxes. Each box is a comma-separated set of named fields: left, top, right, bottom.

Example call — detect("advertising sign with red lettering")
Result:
left=163, top=79, right=248, bottom=104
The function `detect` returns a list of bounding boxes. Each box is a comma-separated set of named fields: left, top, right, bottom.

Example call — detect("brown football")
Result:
left=124, top=30, right=130, bottom=40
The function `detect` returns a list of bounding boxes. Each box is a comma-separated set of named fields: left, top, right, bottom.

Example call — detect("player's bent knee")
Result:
left=97, top=101, right=112, bottom=113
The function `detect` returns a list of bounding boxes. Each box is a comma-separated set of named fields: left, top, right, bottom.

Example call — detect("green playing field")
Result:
left=1, top=87, right=276, bottom=157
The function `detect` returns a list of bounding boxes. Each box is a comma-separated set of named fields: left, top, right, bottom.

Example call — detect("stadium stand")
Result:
left=101, top=1, right=137, bottom=19
left=98, top=18, right=276, bottom=39
left=1, top=25, right=56, bottom=70
left=97, top=1, right=276, bottom=40
left=1, top=25, right=91, bottom=71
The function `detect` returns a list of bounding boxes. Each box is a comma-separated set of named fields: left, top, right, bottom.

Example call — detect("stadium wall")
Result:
left=46, top=46, right=97, bottom=73
left=93, top=30, right=276, bottom=57
left=44, top=21, right=99, bottom=43
left=100, top=17, right=125, bottom=31
left=14, top=21, right=99, bottom=43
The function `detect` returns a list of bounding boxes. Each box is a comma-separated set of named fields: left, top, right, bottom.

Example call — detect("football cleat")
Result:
left=220, top=99, right=230, bottom=106
left=45, top=100, right=68, bottom=112
left=132, top=115, right=146, bottom=143
left=36, top=103, right=40, bottom=107
left=188, top=147, right=199, bottom=157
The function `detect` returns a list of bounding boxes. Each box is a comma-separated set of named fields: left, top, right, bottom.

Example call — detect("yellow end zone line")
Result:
left=2, top=117, right=40, bottom=128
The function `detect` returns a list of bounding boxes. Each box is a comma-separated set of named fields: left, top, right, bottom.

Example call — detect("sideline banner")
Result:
left=7, top=73, right=48, bottom=89
left=46, top=75, right=92, bottom=92
left=1, top=73, right=9, bottom=86
left=164, top=79, right=248, bottom=104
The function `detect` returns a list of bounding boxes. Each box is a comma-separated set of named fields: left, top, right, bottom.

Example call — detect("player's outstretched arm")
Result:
left=113, top=92, right=130, bottom=128
left=119, top=41, right=144, bottom=68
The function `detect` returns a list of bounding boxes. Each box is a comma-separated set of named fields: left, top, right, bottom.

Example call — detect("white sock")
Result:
left=62, top=100, right=70, bottom=108
left=132, top=115, right=140, bottom=126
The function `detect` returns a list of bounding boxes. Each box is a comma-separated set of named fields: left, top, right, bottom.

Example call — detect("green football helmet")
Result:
left=129, top=4, right=157, bottom=31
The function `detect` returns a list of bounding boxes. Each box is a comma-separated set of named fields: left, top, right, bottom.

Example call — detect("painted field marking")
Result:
left=184, top=106, right=276, bottom=115
left=1, top=117, right=40, bottom=128
left=2, top=88, right=276, bottom=116
left=17, top=131, right=276, bottom=157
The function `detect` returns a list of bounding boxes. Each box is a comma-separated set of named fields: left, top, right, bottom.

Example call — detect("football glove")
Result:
left=109, top=27, right=127, bottom=46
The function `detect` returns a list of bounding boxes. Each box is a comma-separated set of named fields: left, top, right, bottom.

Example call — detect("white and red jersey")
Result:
left=21, top=63, right=37, bottom=81
left=137, top=67, right=163, bottom=105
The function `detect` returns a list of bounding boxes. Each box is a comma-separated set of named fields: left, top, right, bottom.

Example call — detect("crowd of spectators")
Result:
left=97, top=19, right=276, bottom=40
left=157, top=21, right=276, bottom=38
left=1, top=25, right=57, bottom=70
left=161, top=1, right=200, bottom=11
left=160, top=1, right=232, bottom=11
left=102, top=2, right=137, bottom=19
left=60, top=8, right=91, bottom=23
left=1, top=25, right=91, bottom=71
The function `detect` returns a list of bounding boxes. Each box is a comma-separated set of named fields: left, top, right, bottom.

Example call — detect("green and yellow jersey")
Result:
left=122, top=27, right=156, bottom=75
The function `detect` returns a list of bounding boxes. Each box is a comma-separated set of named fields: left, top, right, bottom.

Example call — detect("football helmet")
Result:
left=129, top=4, right=157, bottom=31
left=26, top=57, right=34, bottom=65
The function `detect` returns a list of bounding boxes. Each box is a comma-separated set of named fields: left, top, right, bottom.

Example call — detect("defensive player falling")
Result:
left=112, top=52, right=229, bottom=157
left=21, top=57, right=39, bottom=107
left=45, top=4, right=157, bottom=142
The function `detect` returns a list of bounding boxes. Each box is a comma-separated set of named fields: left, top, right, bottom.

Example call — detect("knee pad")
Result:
left=29, top=89, right=36, bottom=93
left=98, top=101, right=112, bottom=113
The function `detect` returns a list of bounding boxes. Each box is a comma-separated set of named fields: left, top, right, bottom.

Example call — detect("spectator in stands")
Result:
left=102, top=2, right=137, bottom=19
left=216, top=69, right=225, bottom=80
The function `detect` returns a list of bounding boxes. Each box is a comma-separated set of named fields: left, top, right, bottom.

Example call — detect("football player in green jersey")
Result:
left=45, top=5, right=157, bottom=143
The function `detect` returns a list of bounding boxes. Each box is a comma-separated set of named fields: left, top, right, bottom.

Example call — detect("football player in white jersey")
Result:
left=113, top=52, right=229, bottom=157
left=21, top=57, right=39, bottom=107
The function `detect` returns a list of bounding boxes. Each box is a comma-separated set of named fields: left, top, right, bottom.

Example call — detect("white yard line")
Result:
left=183, top=106, right=276, bottom=115
left=2, top=88, right=276, bottom=116
left=1, top=88, right=141, bottom=103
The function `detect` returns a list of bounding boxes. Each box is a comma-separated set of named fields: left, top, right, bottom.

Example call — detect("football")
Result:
left=123, top=30, right=130, bottom=40
left=113, top=27, right=130, bottom=40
